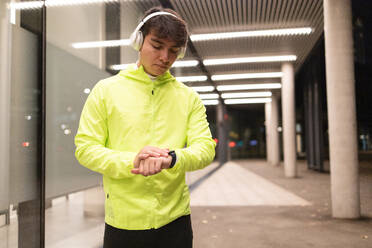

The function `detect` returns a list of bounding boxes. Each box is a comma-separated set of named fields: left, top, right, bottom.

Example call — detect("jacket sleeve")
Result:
left=174, top=93, right=216, bottom=172
left=74, top=82, right=136, bottom=179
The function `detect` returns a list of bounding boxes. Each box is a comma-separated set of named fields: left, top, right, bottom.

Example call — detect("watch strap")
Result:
left=168, top=150, right=177, bottom=168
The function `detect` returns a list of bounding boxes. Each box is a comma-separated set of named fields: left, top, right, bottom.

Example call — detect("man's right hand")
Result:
left=132, top=146, right=169, bottom=176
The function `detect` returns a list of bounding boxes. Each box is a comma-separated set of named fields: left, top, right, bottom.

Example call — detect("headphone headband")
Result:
left=134, top=11, right=178, bottom=34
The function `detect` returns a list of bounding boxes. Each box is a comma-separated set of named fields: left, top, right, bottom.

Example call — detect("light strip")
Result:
left=199, top=93, right=219, bottom=100
left=191, top=86, right=215, bottom=92
left=203, top=55, right=297, bottom=66
left=176, top=75, right=207, bottom=82
left=173, top=60, right=199, bottom=67
left=221, top=91, right=272, bottom=99
left=203, top=100, right=219, bottom=106
left=72, top=39, right=130, bottom=49
left=190, top=27, right=313, bottom=41
left=9, top=0, right=120, bottom=10
left=110, top=60, right=199, bottom=71
left=224, top=98, right=272, bottom=104
left=212, top=72, right=283, bottom=81
left=217, top=83, right=281, bottom=91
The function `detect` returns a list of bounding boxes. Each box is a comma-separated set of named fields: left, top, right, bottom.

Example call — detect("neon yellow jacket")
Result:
left=75, top=64, right=216, bottom=230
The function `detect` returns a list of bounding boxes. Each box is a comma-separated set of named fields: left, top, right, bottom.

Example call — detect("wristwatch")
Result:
left=168, top=150, right=177, bottom=168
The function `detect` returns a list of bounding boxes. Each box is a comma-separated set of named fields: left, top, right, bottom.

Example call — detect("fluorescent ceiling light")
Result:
left=225, top=98, right=272, bottom=104
left=221, top=92, right=272, bottom=99
left=203, top=100, right=219, bottom=106
left=191, top=86, right=215, bottom=92
left=110, top=64, right=130, bottom=71
left=110, top=60, right=199, bottom=71
left=190, top=27, right=313, bottom=41
left=10, top=0, right=120, bottom=10
left=203, top=55, right=297, bottom=66
left=217, top=83, right=281, bottom=91
left=173, top=60, right=199, bottom=67
left=176, top=76, right=207, bottom=82
left=199, top=93, right=219, bottom=100
left=72, top=39, right=130, bottom=49
left=212, top=72, right=283, bottom=81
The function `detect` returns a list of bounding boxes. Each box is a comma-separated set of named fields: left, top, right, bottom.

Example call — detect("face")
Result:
left=139, top=30, right=181, bottom=77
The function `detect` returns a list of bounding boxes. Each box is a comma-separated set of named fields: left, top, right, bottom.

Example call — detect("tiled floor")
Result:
left=1, top=159, right=371, bottom=248
left=189, top=161, right=310, bottom=206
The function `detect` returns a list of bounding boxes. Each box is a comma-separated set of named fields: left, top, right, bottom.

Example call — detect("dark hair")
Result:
left=140, top=7, right=188, bottom=48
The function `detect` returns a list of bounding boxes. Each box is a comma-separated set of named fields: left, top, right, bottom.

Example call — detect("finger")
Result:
left=131, top=168, right=140, bottom=174
left=139, top=160, right=145, bottom=175
left=146, top=151, right=162, bottom=157
left=142, top=146, right=169, bottom=157
left=155, top=159, right=162, bottom=173
left=143, top=159, right=150, bottom=176
left=134, top=153, right=150, bottom=168
left=149, top=158, right=156, bottom=175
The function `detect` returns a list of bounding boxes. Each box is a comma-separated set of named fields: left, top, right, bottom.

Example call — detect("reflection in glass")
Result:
left=1, top=1, right=44, bottom=248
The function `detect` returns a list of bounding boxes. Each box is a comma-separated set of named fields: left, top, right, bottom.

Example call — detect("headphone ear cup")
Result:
left=130, top=30, right=144, bottom=51
left=177, top=46, right=186, bottom=59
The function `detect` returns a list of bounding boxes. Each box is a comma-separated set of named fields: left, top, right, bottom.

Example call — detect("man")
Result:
left=75, top=6, right=216, bottom=248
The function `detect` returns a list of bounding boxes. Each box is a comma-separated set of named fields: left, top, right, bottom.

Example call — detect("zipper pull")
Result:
left=152, top=89, right=154, bottom=95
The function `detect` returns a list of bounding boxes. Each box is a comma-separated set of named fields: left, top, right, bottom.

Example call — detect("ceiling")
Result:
left=119, top=0, right=324, bottom=95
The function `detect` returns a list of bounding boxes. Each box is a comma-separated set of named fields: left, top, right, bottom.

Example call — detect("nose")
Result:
left=159, top=49, right=170, bottom=64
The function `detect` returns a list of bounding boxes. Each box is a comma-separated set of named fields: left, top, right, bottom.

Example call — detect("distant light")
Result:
left=66, top=106, right=72, bottom=112
left=190, top=27, right=313, bottom=41
left=213, top=138, right=219, bottom=144
left=221, top=91, right=272, bottom=99
left=191, top=86, right=215, bottom=92
left=72, top=39, right=130, bottom=49
left=229, top=141, right=236, bottom=148
left=25, top=115, right=32, bottom=121
left=199, top=93, right=219, bottom=100
left=217, top=83, right=282, bottom=91
left=176, top=75, right=208, bottom=82
left=60, top=124, right=67, bottom=130
left=22, top=142, right=30, bottom=147
left=278, top=127, right=283, bottom=132
left=250, top=140, right=258, bottom=146
left=173, top=60, right=199, bottom=67
left=212, top=72, right=283, bottom=81
left=202, top=100, right=219, bottom=105
left=64, top=129, right=71, bottom=135
left=84, top=88, right=91, bottom=94
left=203, top=55, right=297, bottom=65
left=224, top=98, right=272, bottom=104
left=10, top=0, right=120, bottom=10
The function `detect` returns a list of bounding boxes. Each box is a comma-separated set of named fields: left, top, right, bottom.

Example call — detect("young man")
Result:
left=75, top=7, right=216, bottom=248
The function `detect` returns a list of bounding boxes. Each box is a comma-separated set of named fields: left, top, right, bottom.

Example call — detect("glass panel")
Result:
left=0, top=0, right=43, bottom=247
left=45, top=1, right=156, bottom=247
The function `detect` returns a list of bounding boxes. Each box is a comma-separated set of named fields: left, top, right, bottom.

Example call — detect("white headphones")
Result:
left=129, top=11, right=187, bottom=59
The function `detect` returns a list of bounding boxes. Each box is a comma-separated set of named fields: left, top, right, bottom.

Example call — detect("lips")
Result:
left=155, top=64, right=168, bottom=70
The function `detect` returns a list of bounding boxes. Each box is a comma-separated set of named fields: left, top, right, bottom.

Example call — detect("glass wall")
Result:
left=44, top=1, right=156, bottom=247
left=0, top=0, right=44, bottom=247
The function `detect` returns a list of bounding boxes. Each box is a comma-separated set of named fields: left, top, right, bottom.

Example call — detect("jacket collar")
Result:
left=119, top=64, right=174, bottom=86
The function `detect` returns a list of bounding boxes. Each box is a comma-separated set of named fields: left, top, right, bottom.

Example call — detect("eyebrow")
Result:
left=150, top=37, right=179, bottom=48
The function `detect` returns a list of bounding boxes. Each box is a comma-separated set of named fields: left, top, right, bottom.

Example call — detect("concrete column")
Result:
left=281, top=62, right=297, bottom=177
left=265, top=102, right=272, bottom=164
left=270, top=95, right=280, bottom=166
left=217, top=102, right=228, bottom=165
left=265, top=95, right=280, bottom=166
left=324, top=0, right=360, bottom=218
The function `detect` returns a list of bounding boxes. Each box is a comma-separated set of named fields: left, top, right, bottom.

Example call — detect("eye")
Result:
left=170, top=48, right=180, bottom=54
left=152, top=44, right=161, bottom=50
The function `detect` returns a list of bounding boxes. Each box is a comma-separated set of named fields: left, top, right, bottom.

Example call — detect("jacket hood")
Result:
left=118, top=63, right=175, bottom=86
